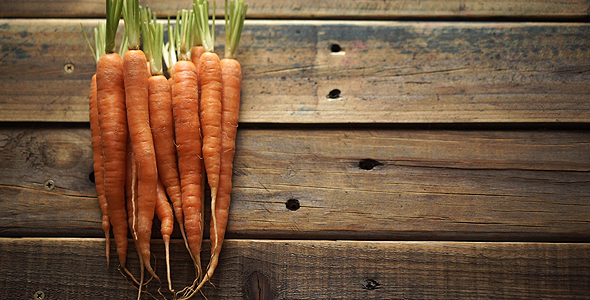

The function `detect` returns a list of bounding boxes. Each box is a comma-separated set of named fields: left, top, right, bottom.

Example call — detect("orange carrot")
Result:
left=195, top=0, right=223, bottom=233
left=170, top=10, right=206, bottom=285
left=172, top=59, right=204, bottom=272
left=96, top=0, right=128, bottom=273
left=89, top=72, right=110, bottom=265
left=199, top=0, right=247, bottom=291
left=123, top=0, right=158, bottom=282
left=97, top=54, right=129, bottom=272
left=83, top=22, right=111, bottom=266
left=144, top=13, right=177, bottom=292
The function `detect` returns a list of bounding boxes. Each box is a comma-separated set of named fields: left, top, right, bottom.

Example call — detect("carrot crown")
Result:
left=224, top=0, right=247, bottom=59
left=193, top=0, right=215, bottom=53
left=163, top=16, right=178, bottom=73
left=122, top=0, right=141, bottom=50
left=105, top=0, right=124, bottom=54
left=176, top=9, right=195, bottom=61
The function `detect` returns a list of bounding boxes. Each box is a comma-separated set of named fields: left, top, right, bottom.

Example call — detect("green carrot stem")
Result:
left=105, top=0, right=124, bottom=54
left=224, top=0, right=247, bottom=59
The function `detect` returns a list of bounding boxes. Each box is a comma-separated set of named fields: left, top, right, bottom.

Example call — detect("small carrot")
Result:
left=122, top=0, right=159, bottom=284
left=194, top=1, right=223, bottom=243
left=171, top=9, right=205, bottom=283
left=96, top=0, right=129, bottom=272
left=83, top=22, right=110, bottom=265
left=143, top=10, right=177, bottom=292
left=208, top=0, right=247, bottom=288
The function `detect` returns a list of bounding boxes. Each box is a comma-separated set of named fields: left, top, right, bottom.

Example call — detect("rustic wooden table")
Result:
left=1, top=0, right=589, bottom=299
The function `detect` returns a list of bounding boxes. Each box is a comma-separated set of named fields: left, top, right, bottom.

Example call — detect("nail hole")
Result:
left=34, top=290, right=45, bottom=300
left=43, top=180, right=55, bottom=191
left=285, top=199, right=300, bottom=211
left=329, top=43, right=341, bottom=53
left=327, top=89, right=341, bottom=99
left=363, top=279, right=381, bottom=290
left=88, top=171, right=95, bottom=184
left=359, top=159, right=383, bottom=170
left=64, top=63, right=75, bottom=74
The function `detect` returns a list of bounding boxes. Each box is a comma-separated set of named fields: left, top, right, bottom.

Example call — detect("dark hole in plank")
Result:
left=327, top=89, right=341, bottom=99
left=285, top=199, right=300, bottom=211
left=363, top=279, right=381, bottom=290
left=329, top=43, right=341, bottom=52
left=359, top=159, right=383, bottom=170
left=88, top=171, right=95, bottom=184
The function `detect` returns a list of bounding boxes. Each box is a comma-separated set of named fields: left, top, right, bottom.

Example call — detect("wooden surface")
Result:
left=2, top=125, right=590, bottom=241
left=1, top=19, right=590, bottom=123
left=1, top=0, right=589, bottom=299
left=1, top=238, right=590, bottom=300
left=1, top=0, right=589, bottom=19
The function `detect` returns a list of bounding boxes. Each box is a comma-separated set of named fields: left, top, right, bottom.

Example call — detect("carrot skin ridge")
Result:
left=96, top=52, right=128, bottom=269
left=123, top=49, right=159, bottom=281
left=171, top=60, right=204, bottom=274
left=89, top=74, right=111, bottom=266
left=124, top=142, right=143, bottom=286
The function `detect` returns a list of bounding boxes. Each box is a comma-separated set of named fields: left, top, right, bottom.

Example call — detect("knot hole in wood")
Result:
left=362, top=278, right=381, bottom=290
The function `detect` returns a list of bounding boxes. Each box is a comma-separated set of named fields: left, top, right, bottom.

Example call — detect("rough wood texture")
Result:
left=0, top=238, right=589, bottom=299
left=1, top=125, right=589, bottom=241
left=1, top=19, right=589, bottom=123
left=0, top=0, right=588, bottom=19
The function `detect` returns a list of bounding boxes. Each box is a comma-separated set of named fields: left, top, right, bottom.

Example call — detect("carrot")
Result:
left=143, top=11, right=177, bottom=292
left=90, top=73, right=114, bottom=260
left=195, top=0, right=247, bottom=293
left=170, top=9, right=205, bottom=283
left=194, top=1, right=223, bottom=246
left=189, top=15, right=207, bottom=242
left=95, top=0, right=129, bottom=272
left=90, top=73, right=112, bottom=265
left=83, top=22, right=110, bottom=265
left=208, top=0, right=247, bottom=288
left=122, top=0, right=159, bottom=283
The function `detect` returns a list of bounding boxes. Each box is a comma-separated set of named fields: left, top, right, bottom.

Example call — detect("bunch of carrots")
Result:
left=86, top=0, right=247, bottom=298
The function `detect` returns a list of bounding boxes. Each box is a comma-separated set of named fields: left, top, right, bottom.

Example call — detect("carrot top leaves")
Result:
left=193, top=0, right=215, bottom=53
left=141, top=7, right=164, bottom=75
left=123, top=0, right=141, bottom=50
left=81, top=23, right=106, bottom=64
left=224, top=0, right=247, bottom=59
left=105, top=0, right=124, bottom=54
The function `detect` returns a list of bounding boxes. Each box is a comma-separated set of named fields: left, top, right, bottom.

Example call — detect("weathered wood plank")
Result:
left=0, top=0, right=588, bottom=19
left=1, top=19, right=589, bottom=123
left=0, top=238, right=589, bottom=299
left=1, top=125, right=589, bottom=240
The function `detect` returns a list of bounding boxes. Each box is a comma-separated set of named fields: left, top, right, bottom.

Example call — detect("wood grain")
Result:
left=0, top=238, right=589, bottom=299
left=0, top=0, right=588, bottom=19
left=1, top=19, right=589, bottom=123
left=1, top=125, right=589, bottom=241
